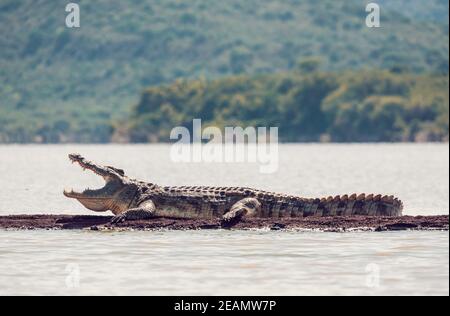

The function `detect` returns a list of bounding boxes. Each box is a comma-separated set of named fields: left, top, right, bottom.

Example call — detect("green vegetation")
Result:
left=0, top=0, right=448, bottom=143
left=125, top=70, right=449, bottom=142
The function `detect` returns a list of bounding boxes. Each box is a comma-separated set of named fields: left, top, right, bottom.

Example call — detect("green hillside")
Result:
left=0, top=0, right=448, bottom=143
left=124, top=70, right=449, bottom=143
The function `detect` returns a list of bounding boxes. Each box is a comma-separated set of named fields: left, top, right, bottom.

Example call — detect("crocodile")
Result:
left=63, top=154, right=403, bottom=227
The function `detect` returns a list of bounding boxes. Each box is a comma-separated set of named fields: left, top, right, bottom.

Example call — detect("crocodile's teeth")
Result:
left=64, top=188, right=76, bottom=195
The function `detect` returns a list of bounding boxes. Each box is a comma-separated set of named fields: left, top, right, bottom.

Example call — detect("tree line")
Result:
left=122, top=70, right=449, bottom=143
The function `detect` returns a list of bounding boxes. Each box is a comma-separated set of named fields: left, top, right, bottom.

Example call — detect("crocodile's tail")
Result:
left=301, top=193, right=403, bottom=217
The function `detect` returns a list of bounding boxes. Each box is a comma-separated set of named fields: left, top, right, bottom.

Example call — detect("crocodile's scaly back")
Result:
left=136, top=185, right=403, bottom=219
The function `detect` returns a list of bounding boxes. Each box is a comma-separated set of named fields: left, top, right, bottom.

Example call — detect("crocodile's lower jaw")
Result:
left=64, top=155, right=132, bottom=213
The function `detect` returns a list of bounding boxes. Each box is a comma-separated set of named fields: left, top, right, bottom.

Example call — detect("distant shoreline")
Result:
left=0, top=141, right=448, bottom=145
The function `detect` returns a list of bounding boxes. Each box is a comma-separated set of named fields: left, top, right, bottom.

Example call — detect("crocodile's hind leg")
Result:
left=111, top=200, right=156, bottom=224
left=221, top=198, right=261, bottom=228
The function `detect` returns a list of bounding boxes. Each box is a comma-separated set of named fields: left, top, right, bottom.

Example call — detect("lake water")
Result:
left=0, top=144, right=448, bottom=295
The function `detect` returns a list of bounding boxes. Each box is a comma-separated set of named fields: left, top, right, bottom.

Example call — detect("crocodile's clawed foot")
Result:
left=111, top=214, right=127, bottom=224
left=220, top=209, right=246, bottom=228
left=110, top=201, right=157, bottom=225
left=221, top=198, right=261, bottom=229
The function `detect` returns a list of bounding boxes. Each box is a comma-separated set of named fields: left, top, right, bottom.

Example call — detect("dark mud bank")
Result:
left=0, top=215, right=448, bottom=232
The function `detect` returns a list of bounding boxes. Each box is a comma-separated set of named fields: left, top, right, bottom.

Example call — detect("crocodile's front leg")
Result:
left=111, top=200, right=156, bottom=224
left=221, top=198, right=261, bottom=228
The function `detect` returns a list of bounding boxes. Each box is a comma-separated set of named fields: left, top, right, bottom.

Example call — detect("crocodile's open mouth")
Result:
left=63, top=154, right=133, bottom=213
left=63, top=154, right=119, bottom=208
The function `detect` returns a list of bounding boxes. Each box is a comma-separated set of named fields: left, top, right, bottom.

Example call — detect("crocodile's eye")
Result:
left=106, top=166, right=125, bottom=176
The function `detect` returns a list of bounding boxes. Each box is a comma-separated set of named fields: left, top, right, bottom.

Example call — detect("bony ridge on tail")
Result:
left=64, top=154, right=403, bottom=228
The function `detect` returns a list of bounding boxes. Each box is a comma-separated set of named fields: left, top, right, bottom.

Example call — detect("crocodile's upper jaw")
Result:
left=63, top=154, right=137, bottom=214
